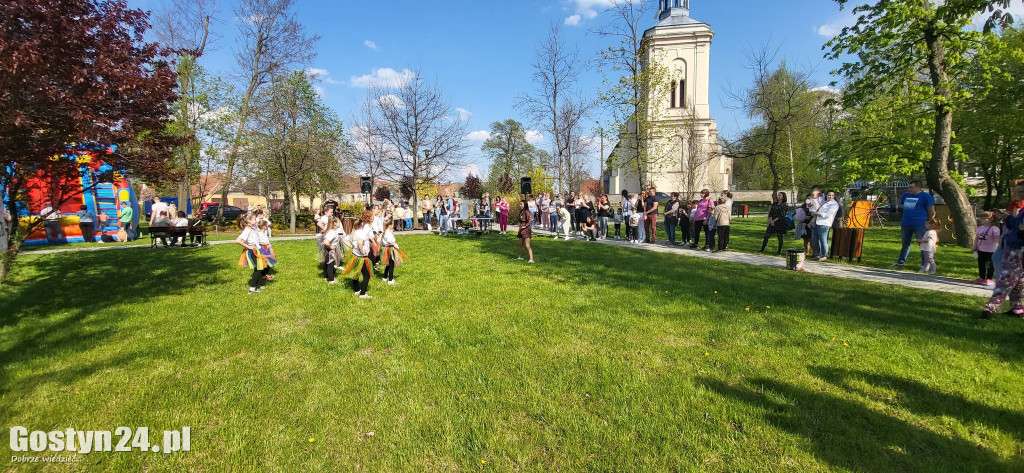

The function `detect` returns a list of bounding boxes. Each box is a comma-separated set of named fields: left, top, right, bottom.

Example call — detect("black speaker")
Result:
left=360, top=176, right=372, bottom=194
left=520, top=177, right=532, bottom=195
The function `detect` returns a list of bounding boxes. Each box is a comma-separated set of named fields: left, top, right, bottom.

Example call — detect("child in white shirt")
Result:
left=381, top=221, right=406, bottom=285
left=918, top=218, right=940, bottom=274
left=628, top=211, right=642, bottom=243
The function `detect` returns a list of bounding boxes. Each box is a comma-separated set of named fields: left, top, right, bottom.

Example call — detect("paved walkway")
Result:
left=22, top=228, right=989, bottom=297
left=21, top=235, right=319, bottom=256
left=526, top=229, right=991, bottom=298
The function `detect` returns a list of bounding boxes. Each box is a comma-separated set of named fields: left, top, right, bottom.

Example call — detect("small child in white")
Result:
left=628, top=211, right=642, bottom=243
left=918, top=218, right=940, bottom=274
left=380, top=220, right=407, bottom=285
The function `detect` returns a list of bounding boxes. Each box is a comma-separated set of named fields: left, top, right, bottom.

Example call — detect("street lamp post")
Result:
left=596, top=122, right=605, bottom=194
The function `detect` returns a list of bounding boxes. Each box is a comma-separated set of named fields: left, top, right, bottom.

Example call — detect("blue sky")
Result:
left=131, top=0, right=869, bottom=180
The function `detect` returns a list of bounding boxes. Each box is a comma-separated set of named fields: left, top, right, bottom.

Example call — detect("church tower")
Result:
left=607, top=1, right=730, bottom=199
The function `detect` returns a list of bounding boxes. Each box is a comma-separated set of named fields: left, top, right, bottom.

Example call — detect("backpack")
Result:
left=783, top=212, right=795, bottom=231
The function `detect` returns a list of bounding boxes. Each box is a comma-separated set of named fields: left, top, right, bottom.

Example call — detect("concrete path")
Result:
left=21, top=235, right=319, bottom=256
left=525, top=228, right=991, bottom=298
left=21, top=228, right=989, bottom=297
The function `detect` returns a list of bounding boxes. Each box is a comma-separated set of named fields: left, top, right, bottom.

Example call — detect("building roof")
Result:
left=193, top=173, right=224, bottom=198
left=645, top=5, right=710, bottom=37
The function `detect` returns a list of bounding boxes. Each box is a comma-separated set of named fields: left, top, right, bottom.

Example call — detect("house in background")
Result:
left=192, top=173, right=371, bottom=211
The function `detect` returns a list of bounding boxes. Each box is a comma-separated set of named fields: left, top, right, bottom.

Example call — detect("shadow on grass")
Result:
left=699, top=376, right=1017, bottom=472
left=0, top=248, right=224, bottom=397
left=810, top=366, right=1024, bottom=441
left=464, top=233, right=1024, bottom=360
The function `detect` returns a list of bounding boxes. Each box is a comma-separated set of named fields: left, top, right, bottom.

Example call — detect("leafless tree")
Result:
left=215, top=0, right=318, bottom=219
left=516, top=24, right=595, bottom=194
left=349, top=102, right=389, bottom=199
left=668, top=106, right=717, bottom=201
left=559, top=100, right=595, bottom=193
left=358, top=72, right=468, bottom=212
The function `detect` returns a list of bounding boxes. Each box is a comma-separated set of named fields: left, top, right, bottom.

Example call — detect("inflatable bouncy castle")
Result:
left=7, top=143, right=139, bottom=246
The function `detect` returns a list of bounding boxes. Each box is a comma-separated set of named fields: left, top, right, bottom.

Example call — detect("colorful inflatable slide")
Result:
left=7, top=143, right=139, bottom=246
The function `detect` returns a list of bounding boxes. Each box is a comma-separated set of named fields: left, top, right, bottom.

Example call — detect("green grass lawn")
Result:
left=1, top=234, right=1022, bottom=471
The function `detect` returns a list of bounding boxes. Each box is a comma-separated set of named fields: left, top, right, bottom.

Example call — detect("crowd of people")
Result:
left=229, top=180, right=1024, bottom=320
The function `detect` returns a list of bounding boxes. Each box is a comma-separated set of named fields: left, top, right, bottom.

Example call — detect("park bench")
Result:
left=148, top=224, right=208, bottom=248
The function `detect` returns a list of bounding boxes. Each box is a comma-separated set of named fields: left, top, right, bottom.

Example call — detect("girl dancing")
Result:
left=236, top=215, right=271, bottom=294
left=381, top=220, right=408, bottom=285
left=344, top=210, right=375, bottom=299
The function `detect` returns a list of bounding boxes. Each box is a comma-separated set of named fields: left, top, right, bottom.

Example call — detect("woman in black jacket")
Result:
left=761, top=192, right=789, bottom=255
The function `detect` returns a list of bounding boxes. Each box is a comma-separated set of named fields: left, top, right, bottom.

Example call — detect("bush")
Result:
left=270, top=211, right=316, bottom=231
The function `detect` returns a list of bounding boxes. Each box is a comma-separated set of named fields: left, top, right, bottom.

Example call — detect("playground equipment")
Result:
left=846, top=188, right=896, bottom=228
left=7, top=143, right=139, bottom=246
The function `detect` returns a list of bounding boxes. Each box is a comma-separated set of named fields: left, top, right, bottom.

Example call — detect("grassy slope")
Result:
left=1, top=235, right=1021, bottom=472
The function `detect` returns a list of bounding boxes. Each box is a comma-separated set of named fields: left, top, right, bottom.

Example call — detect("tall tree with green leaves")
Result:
left=958, top=26, right=1024, bottom=209
left=725, top=48, right=813, bottom=197
left=826, top=0, right=1020, bottom=247
left=481, top=119, right=538, bottom=184
left=251, top=71, right=346, bottom=232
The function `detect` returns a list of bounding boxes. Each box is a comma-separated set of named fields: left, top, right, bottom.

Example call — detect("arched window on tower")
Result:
left=679, top=79, right=687, bottom=108
left=673, top=58, right=688, bottom=109
left=670, top=81, right=677, bottom=108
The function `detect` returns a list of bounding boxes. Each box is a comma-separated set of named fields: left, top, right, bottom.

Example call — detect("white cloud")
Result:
left=816, top=10, right=859, bottom=38
left=350, top=68, right=416, bottom=88
left=461, top=163, right=482, bottom=179
left=313, top=85, right=325, bottom=96
left=376, top=94, right=405, bottom=108
left=564, top=0, right=615, bottom=26
left=525, top=130, right=544, bottom=144
left=464, top=130, right=491, bottom=141
left=456, top=108, right=472, bottom=122
left=364, top=40, right=378, bottom=51
left=811, top=85, right=840, bottom=94
left=305, top=67, right=343, bottom=85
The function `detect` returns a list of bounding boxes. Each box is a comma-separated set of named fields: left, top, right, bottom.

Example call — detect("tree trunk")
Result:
left=0, top=198, right=19, bottom=281
left=217, top=81, right=257, bottom=220
left=284, top=182, right=295, bottom=233
left=924, top=29, right=975, bottom=248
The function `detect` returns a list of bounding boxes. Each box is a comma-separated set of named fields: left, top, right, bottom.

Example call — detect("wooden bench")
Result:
left=148, top=225, right=208, bottom=248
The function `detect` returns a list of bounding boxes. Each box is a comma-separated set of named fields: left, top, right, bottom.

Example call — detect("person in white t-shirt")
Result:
left=381, top=220, right=407, bottom=285
left=345, top=211, right=375, bottom=298
left=812, top=191, right=840, bottom=261
left=149, top=197, right=167, bottom=226
left=236, top=215, right=269, bottom=294
left=39, top=202, right=64, bottom=243
left=918, top=218, right=940, bottom=274
left=170, top=210, right=189, bottom=246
